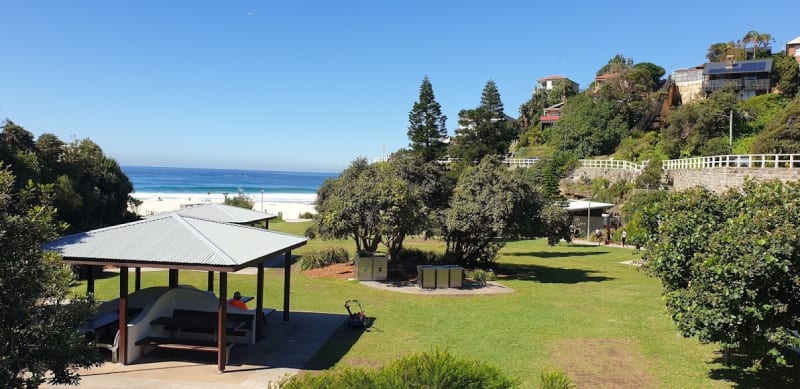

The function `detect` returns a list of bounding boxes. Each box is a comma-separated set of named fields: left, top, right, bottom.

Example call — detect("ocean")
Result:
left=121, top=166, right=338, bottom=204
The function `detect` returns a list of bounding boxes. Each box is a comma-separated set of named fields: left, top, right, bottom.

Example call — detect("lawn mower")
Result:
left=344, top=299, right=370, bottom=329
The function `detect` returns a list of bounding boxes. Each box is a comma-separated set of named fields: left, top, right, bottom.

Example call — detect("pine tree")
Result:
left=480, top=79, right=504, bottom=115
left=407, top=76, right=448, bottom=162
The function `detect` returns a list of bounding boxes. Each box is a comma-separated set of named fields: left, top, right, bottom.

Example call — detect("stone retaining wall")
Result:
left=666, top=168, right=800, bottom=193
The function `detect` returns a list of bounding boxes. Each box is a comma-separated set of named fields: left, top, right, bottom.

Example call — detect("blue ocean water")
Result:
left=121, top=166, right=338, bottom=203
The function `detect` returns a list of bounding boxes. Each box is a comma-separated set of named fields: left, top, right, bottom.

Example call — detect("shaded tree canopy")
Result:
left=641, top=180, right=800, bottom=366
left=0, top=167, right=102, bottom=387
left=407, top=76, right=448, bottom=162
left=0, top=120, right=136, bottom=233
left=450, top=81, right=518, bottom=163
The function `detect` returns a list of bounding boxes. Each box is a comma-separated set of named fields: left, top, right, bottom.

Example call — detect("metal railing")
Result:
left=662, top=154, right=800, bottom=170
left=702, top=78, right=770, bottom=92
left=579, top=159, right=645, bottom=171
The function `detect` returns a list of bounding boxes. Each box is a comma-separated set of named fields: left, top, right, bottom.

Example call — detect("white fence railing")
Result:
left=579, top=159, right=645, bottom=171
left=662, top=154, right=800, bottom=170
left=436, top=157, right=540, bottom=168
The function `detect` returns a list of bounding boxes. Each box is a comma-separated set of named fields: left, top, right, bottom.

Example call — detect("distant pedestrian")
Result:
left=621, top=230, right=627, bottom=247
left=595, top=228, right=602, bottom=245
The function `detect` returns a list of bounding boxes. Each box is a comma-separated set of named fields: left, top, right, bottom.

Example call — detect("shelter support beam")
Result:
left=217, top=272, right=228, bottom=373
left=283, top=250, right=291, bottom=321
left=87, top=266, right=95, bottom=295
left=135, top=267, right=141, bottom=291
left=118, top=267, right=129, bottom=365
left=168, top=269, right=179, bottom=288
left=207, top=271, right=214, bottom=292
left=256, top=261, right=264, bottom=337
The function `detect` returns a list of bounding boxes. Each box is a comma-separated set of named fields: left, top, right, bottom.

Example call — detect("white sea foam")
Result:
left=131, top=191, right=317, bottom=204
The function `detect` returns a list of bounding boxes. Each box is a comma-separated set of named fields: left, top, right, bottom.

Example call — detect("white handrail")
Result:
left=662, top=154, right=800, bottom=170
left=579, top=159, right=645, bottom=171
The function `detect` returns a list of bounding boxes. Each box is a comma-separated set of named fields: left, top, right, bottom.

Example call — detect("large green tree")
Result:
left=450, top=80, right=518, bottom=163
left=443, top=157, right=541, bottom=267
left=548, top=93, right=627, bottom=158
left=315, top=158, right=427, bottom=260
left=407, top=76, right=448, bottom=162
left=0, top=167, right=101, bottom=387
left=1, top=121, right=136, bottom=233
left=641, top=180, right=800, bottom=366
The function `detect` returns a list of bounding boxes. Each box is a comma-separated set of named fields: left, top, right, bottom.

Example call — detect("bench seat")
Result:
left=136, top=336, right=235, bottom=363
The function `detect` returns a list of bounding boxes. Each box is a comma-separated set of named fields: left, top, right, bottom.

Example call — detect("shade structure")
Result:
left=145, top=203, right=277, bottom=226
left=43, top=213, right=306, bottom=372
left=45, top=213, right=304, bottom=271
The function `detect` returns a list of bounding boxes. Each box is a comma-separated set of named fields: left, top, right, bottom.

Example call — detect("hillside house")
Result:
left=540, top=102, right=564, bottom=130
left=702, top=56, right=772, bottom=99
left=536, top=75, right=579, bottom=92
left=787, top=35, right=800, bottom=65
left=672, top=65, right=705, bottom=103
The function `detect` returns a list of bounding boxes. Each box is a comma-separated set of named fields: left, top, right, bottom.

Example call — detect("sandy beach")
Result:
left=132, top=198, right=316, bottom=221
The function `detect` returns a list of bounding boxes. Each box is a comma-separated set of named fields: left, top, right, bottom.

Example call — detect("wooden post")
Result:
left=218, top=272, right=228, bottom=373
left=87, top=266, right=95, bottom=295
left=207, top=271, right=214, bottom=292
left=119, top=267, right=129, bottom=365
left=256, top=261, right=265, bottom=338
left=134, top=267, right=141, bottom=291
left=283, top=251, right=291, bottom=321
left=168, top=269, right=178, bottom=288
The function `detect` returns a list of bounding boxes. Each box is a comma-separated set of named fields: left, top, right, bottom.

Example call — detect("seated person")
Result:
left=229, top=291, right=248, bottom=310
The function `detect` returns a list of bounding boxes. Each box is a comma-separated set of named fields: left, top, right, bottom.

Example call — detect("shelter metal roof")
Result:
left=43, top=214, right=306, bottom=271
left=565, top=200, right=614, bottom=212
left=148, top=203, right=277, bottom=224
left=788, top=36, right=800, bottom=45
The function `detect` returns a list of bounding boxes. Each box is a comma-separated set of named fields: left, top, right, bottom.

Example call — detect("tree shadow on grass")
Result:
left=505, top=251, right=610, bottom=258
left=497, top=263, right=614, bottom=283
left=304, top=317, right=376, bottom=370
left=707, top=349, right=800, bottom=388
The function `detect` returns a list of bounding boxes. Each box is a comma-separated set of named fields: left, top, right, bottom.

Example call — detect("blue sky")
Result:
left=1, top=1, right=797, bottom=173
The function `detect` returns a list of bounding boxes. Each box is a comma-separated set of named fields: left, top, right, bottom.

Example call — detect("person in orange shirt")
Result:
left=229, top=291, right=247, bottom=309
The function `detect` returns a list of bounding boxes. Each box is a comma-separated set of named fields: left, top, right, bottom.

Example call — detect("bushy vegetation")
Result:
left=224, top=192, right=254, bottom=209
left=539, top=370, right=576, bottom=389
left=0, top=168, right=102, bottom=387
left=639, top=179, right=800, bottom=367
left=280, top=349, right=519, bottom=389
left=298, top=246, right=351, bottom=271
left=1, top=120, right=136, bottom=233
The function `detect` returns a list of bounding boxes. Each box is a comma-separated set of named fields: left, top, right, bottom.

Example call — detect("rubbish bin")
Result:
left=356, top=253, right=387, bottom=281
left=416, top=265, right=463, bottom=289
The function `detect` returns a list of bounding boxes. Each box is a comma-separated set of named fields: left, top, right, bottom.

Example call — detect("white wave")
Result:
left=131, top=191, right=317, bottom=204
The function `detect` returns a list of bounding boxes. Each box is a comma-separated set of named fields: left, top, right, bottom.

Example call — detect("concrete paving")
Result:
left=43, top=311, right=347, bottom=389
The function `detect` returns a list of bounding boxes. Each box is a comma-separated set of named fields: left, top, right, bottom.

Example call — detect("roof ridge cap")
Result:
left=172, top=214, right=237, bottom=266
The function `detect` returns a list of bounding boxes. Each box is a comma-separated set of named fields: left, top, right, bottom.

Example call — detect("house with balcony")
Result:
left=702, top=56, right=772, bottom=99
left=787, top=35, right=800, bottom=65
left=539, top=102, right=565, bottom=130
left=536, top=75, right=579, bottom=92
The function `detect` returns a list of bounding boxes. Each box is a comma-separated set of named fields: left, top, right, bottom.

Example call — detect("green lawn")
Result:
left=72, top=220, right=796, bottom=388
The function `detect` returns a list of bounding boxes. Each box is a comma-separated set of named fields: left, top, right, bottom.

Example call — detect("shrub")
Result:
left=298, top=247, right=350, bottom=271
left=280, top=350, right=519, bottom=389
left=539, top=370, right=575, bottom=389
left=299, top=211, right=314, bottom=219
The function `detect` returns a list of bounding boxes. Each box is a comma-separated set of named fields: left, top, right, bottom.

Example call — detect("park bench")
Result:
left=135, top=336, right=235, bottom=363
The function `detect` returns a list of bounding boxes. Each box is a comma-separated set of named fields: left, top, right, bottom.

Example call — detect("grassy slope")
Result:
left=73, top=220, right=738, bottom=388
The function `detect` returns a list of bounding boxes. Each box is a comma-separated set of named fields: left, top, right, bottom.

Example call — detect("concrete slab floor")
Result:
left=42, top=311, right=348, bottom=389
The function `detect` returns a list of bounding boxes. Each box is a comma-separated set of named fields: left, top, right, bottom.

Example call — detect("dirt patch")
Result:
left=302, top=262, right=355, bottom=279
left=548, top=338, right=657, bottom=388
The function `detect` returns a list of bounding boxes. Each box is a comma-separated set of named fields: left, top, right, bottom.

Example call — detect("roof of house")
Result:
left=537, top=75, right=568, bottom=83
left=565, top=200, right=615, bottom=212
left=147, top=203, right=277, bottom=224
left=788, top=35, right=800, bottom=45
left=43, top=214, right=307, bottom=271
left=703, top=59, right=773, bottom=75
left=594, top=73, right=618, bottom=81
left=540, top=116, right=561, bottom=123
